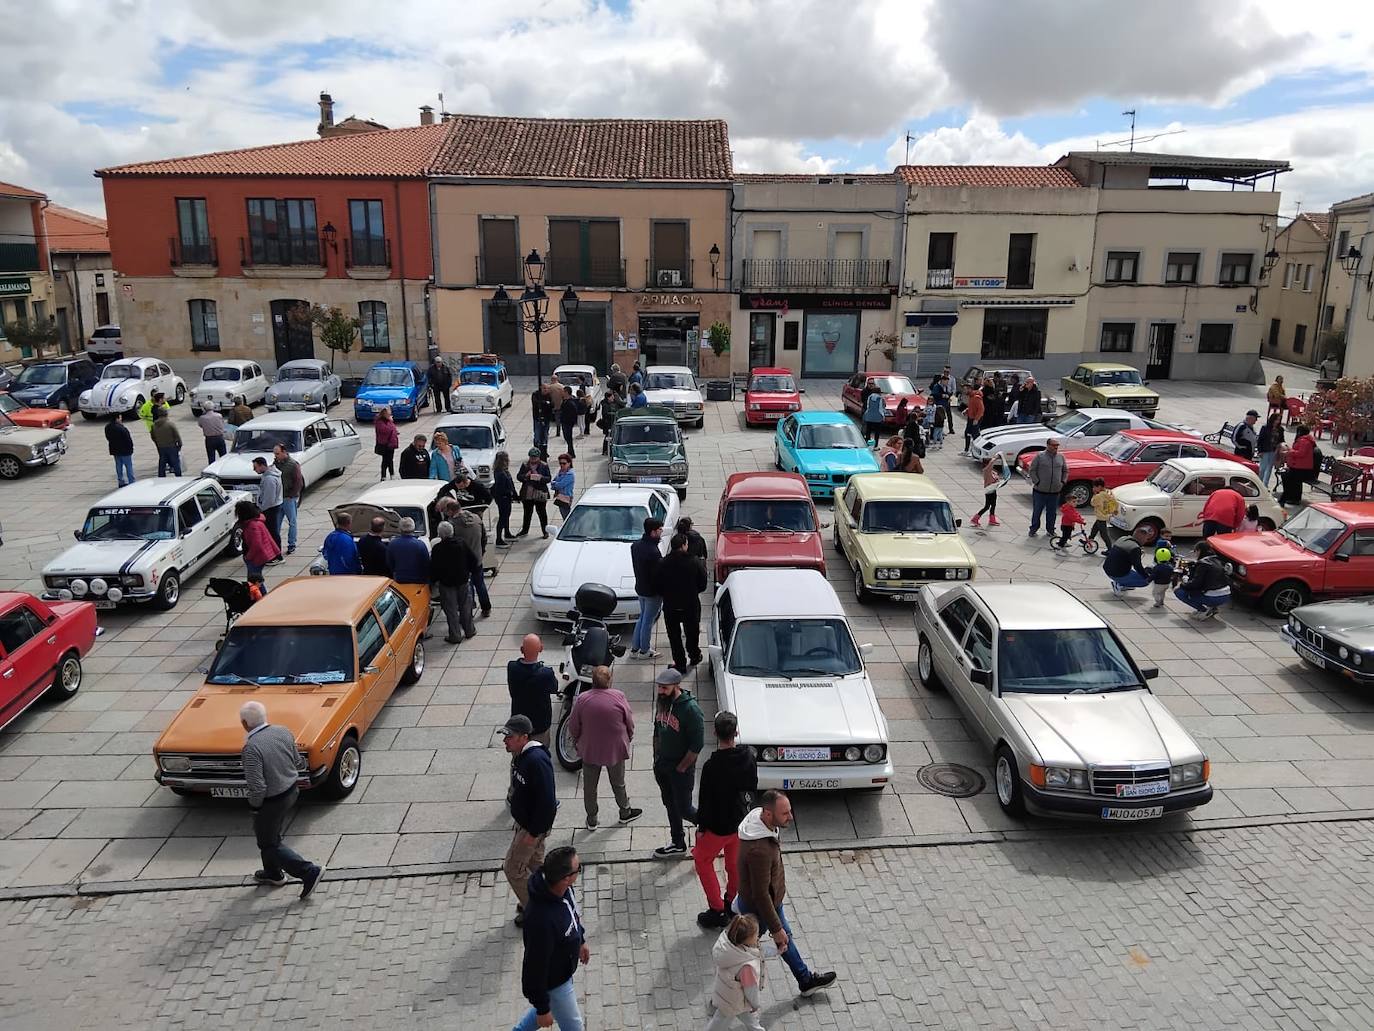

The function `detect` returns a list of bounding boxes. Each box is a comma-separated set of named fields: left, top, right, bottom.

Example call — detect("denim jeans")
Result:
left=513, top=976, right=583, bottom=1030
left=633, top=595, right=662, bottom=652
left=244, top=561, right=268, bottom=592
left=1029, top=490, right=1058, bottom=534
left=533, top=419, right=550, bottom=450
left=252, top=787, right=316, bottom=880
left=264, top=506, right=283, bottom=547
left=156, top=446, right=182, bottom=477
left=1258, top=450, right=1277, bottom=486
left=1108, top=569, right=1150, bottom=591
left=1175, top=587, right=1231, bottom=612
left=113, top=454, right=135, bottom=486
left=469, top=564, right=491, bottom=612
left=653, top=758, right=696, bottom=848
left=280, top=497, right=299, bottom=550
left=734, top=899, right=812, bottom=986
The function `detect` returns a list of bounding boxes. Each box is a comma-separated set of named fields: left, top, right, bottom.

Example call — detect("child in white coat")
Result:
left=705, top=914, right=766, bottom=1030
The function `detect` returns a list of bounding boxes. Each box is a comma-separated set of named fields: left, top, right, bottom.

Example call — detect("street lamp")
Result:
left=1342, top=246, right=1364, bottom=275
left=1260, top=248, right=1280, bottom=279
left=492, top=248, right=580, bottom=382
left=708, top=243, right=721, bottom=285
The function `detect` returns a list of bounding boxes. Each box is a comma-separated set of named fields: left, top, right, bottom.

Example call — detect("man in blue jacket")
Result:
left=502, top=714, right=557, bottom=927
left=629, top=517, right=664, bottom=658
left=514, top=846, right=589, bottom=1031
left=385, top=517, right=431, bottom=584
left=321, top=512, right=361, bottom=575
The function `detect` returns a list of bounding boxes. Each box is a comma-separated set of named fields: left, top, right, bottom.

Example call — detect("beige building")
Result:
left=728, top=174, right=903, bottom=378
left=0, top=180, right=57, bottom=359
left=1332, top=194, right=1374, bottom=378
left=45, top=205, right=114, bottom=352
left=429, top=115, right=733, bottom=379
left=1258, top=212, right=1330, bottom=367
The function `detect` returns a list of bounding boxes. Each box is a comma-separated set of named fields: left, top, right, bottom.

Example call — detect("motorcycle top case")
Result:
left=574, top=582, right=619, bottom=619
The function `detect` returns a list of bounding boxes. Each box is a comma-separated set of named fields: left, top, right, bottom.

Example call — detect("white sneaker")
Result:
left=1110, top=582, right=1123, bottom=597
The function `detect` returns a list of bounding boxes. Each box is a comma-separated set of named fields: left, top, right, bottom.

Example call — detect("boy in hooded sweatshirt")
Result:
left=704, top=914, right=766, bottom=1031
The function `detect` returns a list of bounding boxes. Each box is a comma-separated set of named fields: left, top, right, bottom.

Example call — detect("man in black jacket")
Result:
left=1018, top=377, right=1043, bottom=424
left=501, top=714, right=557, bottom=925
left=557, top=386, right=580, bottom=459
left=532, top=386, right=555, bottom=457
left=357, top=516, right=389, bottom=577
left=675, top=516, right=708, bottom=570
left=104, top=417, right=135, bottom=487
left=508, top=634, right=559, bottom=747
left=515, top=845, right=588, bottom=1029
left=659, top=532, right=708, bottom=673
left=430, top=522, right=480, bottom=643
left=398, top=434, right=429, bottom=479
left=1103, top=529, right=1150, bottom=596
left=1174, top=554, right=1232, bottom=620
left=629, top=518, right=664, bottom=658
left=693, top=710, right=757, bottom=929
left=428, top=357, right=452, bottom=413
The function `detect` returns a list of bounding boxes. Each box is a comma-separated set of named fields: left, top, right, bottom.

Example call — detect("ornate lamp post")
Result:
left=491, top=249, right=580, bottom=383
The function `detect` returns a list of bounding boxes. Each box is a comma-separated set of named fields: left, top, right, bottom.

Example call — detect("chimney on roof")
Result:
left=441, top=111, right=452, bottom=123
left=419, top=105, right=434, bottom=126
left=318, top=92, right=335, bottom=137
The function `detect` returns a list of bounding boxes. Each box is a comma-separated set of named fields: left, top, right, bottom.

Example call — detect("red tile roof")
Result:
left=45, top=205, right=109, bottom=253
left=898, top=165, right=1082, bottom=189
left=429, top=115, right=732, bottom=182
left=1298, top=212, right=1331, bottom=239
left=96, top=123, right=450, bottom=179
left=0, top=180, right=46, bottom=200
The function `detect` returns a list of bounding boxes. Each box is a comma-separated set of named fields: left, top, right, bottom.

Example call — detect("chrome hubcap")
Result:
left=338, top=745, right=360, bottom=788
left=411, top=640, right=425, bottom=676
left=918, top=643, right=931, bottom=681
left=996, top=757, right=1014, bottom=805
left=62, top=659, right=80, bottom=691
left=1276, top=589, right=1302, bottom=614
left=163, top=578, right=179, bottom=604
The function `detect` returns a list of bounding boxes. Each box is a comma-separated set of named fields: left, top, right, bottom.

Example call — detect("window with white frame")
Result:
left=1282, top=262, right=1295, bottom=289
left=1104, top=251, right=1138, bottom=283
left=1218, top=252, right=1252, bottom=285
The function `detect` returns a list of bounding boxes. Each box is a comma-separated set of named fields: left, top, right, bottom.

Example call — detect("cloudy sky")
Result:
left=2, top=0, right=1372, bottom=218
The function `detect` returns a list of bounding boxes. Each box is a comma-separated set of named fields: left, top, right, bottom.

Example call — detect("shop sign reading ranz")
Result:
left=636, top=293, right=703, bottom=307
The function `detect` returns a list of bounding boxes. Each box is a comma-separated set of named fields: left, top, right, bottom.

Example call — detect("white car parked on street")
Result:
left=708, top=568, right=892, bottom=791
left=432, top=413, right=507, bottom=486
left=530, top=484, right=679, bottom=622
left=1109, top=457, right=1284, bottom=543
left=970, top=408, right=1192, bottom=466
left=330, top=480, right=452, bottom=545
left=40, top=478, right=252, bottom=610
left=453, top=356, right=513, bottom=413
left=643, top=365, right=705, bottom=428
left=553, top=364, right=605, bottom=417
left=79, top=357, right=187, bottom=418
left=202, top=412, right=361, bottom=490
left=190, top=359, right=270, bottom=415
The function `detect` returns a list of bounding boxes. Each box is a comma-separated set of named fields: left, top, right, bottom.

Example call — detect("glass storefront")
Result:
left=802, top=311, right=858, bottom=377
left=638, top=314, right=701, bottom=372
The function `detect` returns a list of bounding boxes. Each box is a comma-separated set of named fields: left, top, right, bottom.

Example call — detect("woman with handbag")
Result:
left=1280, top=424, right=1316, bottom=506
left=516, top=448, right=552, bottom=539
left=551, top=454, right=576, bottom=522
left=374, top=406, right=399, bottom=480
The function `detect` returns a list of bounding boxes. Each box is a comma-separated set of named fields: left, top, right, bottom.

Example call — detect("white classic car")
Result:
left=202, top=412, right=361, bottom=490
left=643, top=366, right=705, bottom=428
left=970, top=408, right=1193, bottom=466
left=529, top=484, right=679, bottom=622
left=190, top=359, right=270, bottom=415
left=553, top=364, right=605, bottom=416
left=79, top=357, right=187, bottom=418
left=453, top=356, right=513, bottom=413
left=432, top=413, right=507, bottom=486
left=41, top=478, right=252, bottom=610
left=914, top=581, right=1211, bottom=821
left=708, top=568, right=892, bottom=791
left=329, top=480, right=451, bottom=545
left=1110, top=457, right=1284, bottom=543
left=265, top=359, right=343, bottom=412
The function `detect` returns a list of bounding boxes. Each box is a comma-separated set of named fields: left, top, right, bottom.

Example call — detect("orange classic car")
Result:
left=153, top=575, right=429, bottom=800
left=0, top=392, right=71, bottom=430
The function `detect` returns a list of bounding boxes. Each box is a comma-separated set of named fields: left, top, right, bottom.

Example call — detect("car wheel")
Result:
left=0, top=454, right=21, bottom=480
left=695, top=418, right=705, bottom=429
left=225, top=526, right=245, bottom=557
left=833, top=521, right=844, bottom=557
left=1063, top=392, right=1075, bottom=409
left=153, top=570, right=181, bottom=610
left=400, top=637, right=425, bottom=685
left=916, top=634, right=943, bottom=691
left=173, top=384, right=186, bottom=404
left=81, top=411, right=99, bottom=421
left=853, top=563, right=874, bottom=604
left=1064, top=480, right=1092, bottom=508
left=321, top=734, right=361, bottom=800
left=994, top=745, right=1027, bottom=818
left=45, top=650, right=83, bottom=701
left=1135, top=518, right=1164, bottom=546
left=676, top=487, right=687, bottom=501
left=124, top=395, right=146, bottom=421
left=1263, top=579, right=1310, bottom=618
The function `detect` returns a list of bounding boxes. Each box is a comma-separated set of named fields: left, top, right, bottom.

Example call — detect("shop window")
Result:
left=358, top=301, right=390, bottom=352
left=980, top=308, right=1047, bottom=361
left=801, top=312, right=858, bottom=376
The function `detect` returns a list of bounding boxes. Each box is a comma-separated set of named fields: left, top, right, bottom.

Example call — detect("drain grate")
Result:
left=916, top=763, right=985, bottom=798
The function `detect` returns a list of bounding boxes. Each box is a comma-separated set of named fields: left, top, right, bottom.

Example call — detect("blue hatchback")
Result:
left=354, top=360, right=428, bottom=422
left=774, top=411, right=880, bottom=499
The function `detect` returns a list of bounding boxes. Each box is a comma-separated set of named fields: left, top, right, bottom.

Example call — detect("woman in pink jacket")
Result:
left=566, top=666, right=642, bottom=830
left=374, top=405, right=400, bottom=480
left=235, top=499, right=282, bottom=589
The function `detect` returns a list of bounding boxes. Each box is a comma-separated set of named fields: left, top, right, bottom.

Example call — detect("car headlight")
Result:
left=956, top=569, right=971, bottom=580
left=70, top=578, right=88, bottom=597
left=80, top=391, right=91, bottom=403
left=160, top=755, right=193, bottom=774
left=805, top=472, right=827, bottom=481
left=476, top=465, right=491, bottom=477
left=1234, top=564, right=1246, bottom=577
left=302, top=392, right=313, bottom=402
left=1109, top=398, right=1126, bottom=407
left=30, top=445, right=41, bottom=458
left=761, top=747, right=778, bottom=763
left=1170, top=761, right=1208, bottom=786
left=1288, top=615, right=1299, bottom=632
left=875, top=567, right=902, bottom=580
left=690, top=403, right=703, bottom=411
left=749, top=403, right=762, bottom=411
left=89, top=577, right=108, bottom=596
left=46, top=576, right=70, bottom=589
left=611, top=462, right=629, bottom=474
left=844, top=746, right=861, bottom=762
left=1340, top=646, right=1350, bottom=660
left=863, top=744, right=885, bottom=763
left=1354, top=653, right=1364, bottom=666
left=671, top=461, right=687, bottom=473
left=120, top=574, right=142, bottom=587
left=1043, top=767, right=1087, bottom=790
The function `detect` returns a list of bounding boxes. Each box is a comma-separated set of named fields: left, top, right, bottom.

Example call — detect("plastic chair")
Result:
left=1285, top=397, right=1306, bottom=425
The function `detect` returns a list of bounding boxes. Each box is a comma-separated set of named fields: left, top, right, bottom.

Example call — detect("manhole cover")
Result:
left=917, top=763, right=985, bottom=798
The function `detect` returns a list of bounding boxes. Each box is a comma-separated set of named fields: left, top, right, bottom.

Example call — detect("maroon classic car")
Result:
left=714, top=472, right=826, bottom=583
left=841, top=373, right=926, bottom=426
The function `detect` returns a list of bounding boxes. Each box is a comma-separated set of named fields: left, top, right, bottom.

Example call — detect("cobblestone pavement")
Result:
left=8, top=358, right=1374, bottom=894
left=3, top=818, right=1373, bottom=1029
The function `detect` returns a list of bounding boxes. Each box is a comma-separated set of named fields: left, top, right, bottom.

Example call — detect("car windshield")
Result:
left=1094, top=434, right=1139, bottom=461
left=202, top=367, right=242, bottom=381
left=1049, top=411, right=1090, bottom=434
left=1146, top=465, right=1186, bottom=493
left=998, top=628, right=1141, bottom=693
left=870, top=376, right=915, bottom=395
left=207, top=626, right=354, bottom=684
left=0, top=412, right=15, bottom=431
left=558, top=505, right=644, bottom=542
left=436, top=425, right=494, bottom=450
left=722, top=499, right=815, bottom=532
left=728, top=618, right=862, bottom=678
left=558, top=370, right=594, bottom=387
left=797, top=423, right=866, bottom=449
left=15, top=366, right=65, bottom=385
left=750, top=375, right=795, bottom=393
left=647, top=372, right=694, bottom=390
left=364, top=368, right=413, bottom=388
left=278, top=366, right=321, bottom=382
left=100, top=363, right=140, bottom=380
left=1277, top=508, right=1348, bottom=554
left=81, top=506, right=175, bottom=541
left=233, top=429, right=303, bottom=454
left=614, top=421, right=677, bottom=445
left=460, top=369, right=498, bottom=386
left=0, top=395, right=21, bottom=413
left=1092, top=369, right=1143, bottom=387
left=862, top=500, right=956, bottom=533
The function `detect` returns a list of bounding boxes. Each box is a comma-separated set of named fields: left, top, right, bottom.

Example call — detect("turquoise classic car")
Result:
left=774, top=412, right=880, bottom=499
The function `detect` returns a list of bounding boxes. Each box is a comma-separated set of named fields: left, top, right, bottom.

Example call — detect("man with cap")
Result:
left=1233, top=410, right=1260, bottom=460
left=651, top=666, right=704, bottom=858
left=501, top=713, right=557, bottom=926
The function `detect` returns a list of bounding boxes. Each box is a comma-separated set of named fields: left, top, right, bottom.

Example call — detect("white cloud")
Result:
left=731, top=138, right=843, bottom=174
left=885, top=115, right=1045, bottom=167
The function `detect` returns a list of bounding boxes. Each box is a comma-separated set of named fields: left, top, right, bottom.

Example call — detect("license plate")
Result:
left=782, top=778, right=841, bottom=790
left=895, top=594, right=918, bottom=602
left=1116, top=779, right=1169, bottom=798
left=1296, top=643, right=1326, bottom=669
left=637, top=476, right=664, bottom=484
left=1101, top=805, right=1163, bottom=821
left=45, top=453, right=61, bottom=464
left=209, top=786, right=250, bottom=798
left=93, top=600, right=117, bottom=610
left=778, top=746, right=832, bottom=761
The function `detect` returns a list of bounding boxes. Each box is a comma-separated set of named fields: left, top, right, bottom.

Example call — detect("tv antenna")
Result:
left=1122, top=109, right=1137, bottom=152
left=905, top=130, right=914, bottom=164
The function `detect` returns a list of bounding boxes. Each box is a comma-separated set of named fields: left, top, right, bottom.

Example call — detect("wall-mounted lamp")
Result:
left=321, top=222, right=338, bottom=253
left=709, top=243, right=721, bottom=283
left=1259, top=248, right=1280, bottom=280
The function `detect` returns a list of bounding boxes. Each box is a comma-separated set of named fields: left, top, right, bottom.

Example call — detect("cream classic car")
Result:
left=1109, top=457, right=1283, bottom=543
left=203, top=412, right=361, bottom=489
left=190, top=359, right=270, bottom=414
left=643, top=366, right=705, bottom=428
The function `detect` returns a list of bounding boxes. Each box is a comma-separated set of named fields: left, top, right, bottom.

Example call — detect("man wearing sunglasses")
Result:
left=514, top=846, right=590, bottom=1030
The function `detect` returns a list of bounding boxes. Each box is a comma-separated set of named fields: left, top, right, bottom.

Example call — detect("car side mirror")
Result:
left=859, top=642, right=874, bottom=655
left=708, top=644, right=723, bottom=663
left=1140, top=666, right=1160, bottom=681
left=73, top=530, right=81, bottom=540
left=971, top=668, right=993, bottom=689
left=955, top=518, right=963, bottom=528
left=1333, top=552, right=1350, bottom=563
left=798, top=387, right=806, bottom=394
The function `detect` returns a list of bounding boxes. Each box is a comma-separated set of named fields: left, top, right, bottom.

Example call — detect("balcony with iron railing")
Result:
left=239, top=236, right=326, bottom=271
left=926, top=268, right=953, bottom=289
left=546, top=251, right=626, bottom=288
left=169, top=237, right=218, bottom=267
left=345, top=237, right=391, bottom=269
left=741, top=258, right=892, bottom=290
left=0, top=242, right=40, bottom=274
left=644, top=259, right=695, bottom=289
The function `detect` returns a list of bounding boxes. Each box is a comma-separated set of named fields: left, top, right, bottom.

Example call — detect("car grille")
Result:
left=634, top=463, right=672, bottom=476
left=1090, top=766, right=1170, bottom=797
left=1110, top=398, right=1153, bottom=409
left=171, top=753, right=309, bottom=779
left=1295, top=620, right=1357, bottom=663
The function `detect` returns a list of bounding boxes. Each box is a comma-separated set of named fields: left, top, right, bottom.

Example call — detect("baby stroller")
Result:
left=205, top=577, right=258, bottom=651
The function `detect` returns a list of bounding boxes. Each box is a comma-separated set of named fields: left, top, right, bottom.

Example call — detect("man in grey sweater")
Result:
left=1027, top=437, right=1068, bottom=538
left=241, top=701, right=324, bottom=898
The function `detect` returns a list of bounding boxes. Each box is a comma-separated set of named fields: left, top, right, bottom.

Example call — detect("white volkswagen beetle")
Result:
left=529, top=484, right=678, bottom=622
left=432, top=413, right=506, bottom=486
left=79, top=357, right=187, bottom=419
left=190, top=359, right=270, bottom=414
left=40, top=478, right=252, bottom=610
left=643, top=365, right=705, bottom=428
left=202, top=412, right=361, bottom=490
left=1109, top=457, right=1284, bottom=543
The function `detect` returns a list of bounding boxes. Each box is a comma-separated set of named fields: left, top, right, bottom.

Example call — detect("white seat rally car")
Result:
left=79, top=357, right=187, bottom=419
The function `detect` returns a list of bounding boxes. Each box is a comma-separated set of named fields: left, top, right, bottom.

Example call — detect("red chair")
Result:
left=1285, top=397, right=1306, bottom=425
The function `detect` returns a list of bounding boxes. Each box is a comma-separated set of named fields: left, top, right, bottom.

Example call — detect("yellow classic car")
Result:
left=1061, top=363, right=1160, bottom=419
left=833, top=473, right=977, bottom=602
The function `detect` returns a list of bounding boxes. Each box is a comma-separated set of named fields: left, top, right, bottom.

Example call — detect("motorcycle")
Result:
left=553, top=582, right=626, bottom=772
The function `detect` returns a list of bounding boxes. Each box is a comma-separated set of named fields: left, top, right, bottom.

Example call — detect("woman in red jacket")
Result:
left=1281, top=425, right=1316, bottom=507
left=235, top=499, right=282, bottom=588
left=374, top=405, right=400, bottom=481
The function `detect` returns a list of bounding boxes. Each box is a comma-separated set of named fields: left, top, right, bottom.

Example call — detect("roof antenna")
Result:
left=905, top=130, right=914, bottom=164
left=1122, top=109, right=1137, bottom=152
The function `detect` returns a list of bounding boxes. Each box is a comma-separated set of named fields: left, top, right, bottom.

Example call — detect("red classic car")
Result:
left=840, top=372, right=926, bottom=426
left=1204, top=502, right=1374, bottom=616
left=1024, top=429, right=1259, bottom=507
left=0, top=393, right=70, bottom=431
left=0, top=592, right=98, bottom=731
left=743, top=367, right=802, bottom=426
left=714, top=471, right=826, bottom=582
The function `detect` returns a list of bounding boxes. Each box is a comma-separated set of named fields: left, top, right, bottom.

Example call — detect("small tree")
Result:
left=864, top=328, right=900, bottom=366
left=290, top=303, right=361, bottom=372
left=2, top=317, right=60, bottom=359
left=708, top=320, right=731, bottom=358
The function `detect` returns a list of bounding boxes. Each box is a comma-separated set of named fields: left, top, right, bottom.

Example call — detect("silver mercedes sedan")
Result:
left=914, top=582, right=1212, bottom=822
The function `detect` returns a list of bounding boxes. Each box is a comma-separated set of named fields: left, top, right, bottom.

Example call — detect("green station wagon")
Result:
left=609, top=405, right=689, bottom=499
left=1062, top=363, right=1160, bottom=419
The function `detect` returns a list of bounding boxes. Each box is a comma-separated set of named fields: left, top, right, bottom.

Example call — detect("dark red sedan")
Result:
left=714, top=471, right=826, bottom=582
left=840, top=373, right=926, bottom=426
left=0, top=592, right=98, bottom=731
